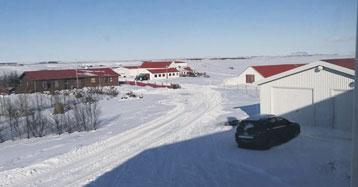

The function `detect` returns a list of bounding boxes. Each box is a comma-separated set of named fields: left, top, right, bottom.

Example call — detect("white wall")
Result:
left=113, top=67, right=150, bottom=79
left=260, top=66, right=354, bottom=130
left=172, top=62, right=188, bottom=69
left=149, top=72, right=180, bottom=80
left=224, top=67, right=264, bottom=86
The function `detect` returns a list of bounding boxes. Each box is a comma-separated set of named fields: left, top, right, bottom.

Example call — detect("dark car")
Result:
left=168, top=84, right=181, bottom=89
left=135, top=73, right=150, bottom=81
left=235, top=114, right=300, bottom=149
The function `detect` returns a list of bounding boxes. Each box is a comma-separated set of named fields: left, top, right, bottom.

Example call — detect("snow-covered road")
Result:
left=0, top=85, right=226, bottom=186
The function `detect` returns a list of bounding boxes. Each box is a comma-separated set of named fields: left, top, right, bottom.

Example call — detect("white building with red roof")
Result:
left=234, top=64, right=305, bottom=85
left=113, top=60, right=189, bottom=80
left=147, top=68, right=180, bottom=80
left=256, top=58, right=355, bottom=131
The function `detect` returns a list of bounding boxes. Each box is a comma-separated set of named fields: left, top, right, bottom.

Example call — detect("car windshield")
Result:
left=240, top=121, right=258, bottom=129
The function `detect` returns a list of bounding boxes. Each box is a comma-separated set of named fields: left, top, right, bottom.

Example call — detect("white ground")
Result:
left=0, top=55, right=353, bottom=187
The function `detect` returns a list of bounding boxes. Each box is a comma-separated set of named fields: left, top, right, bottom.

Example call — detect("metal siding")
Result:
left=271, top=87, right=314, bottom=126
left=260, top=67, right=354, bottom=130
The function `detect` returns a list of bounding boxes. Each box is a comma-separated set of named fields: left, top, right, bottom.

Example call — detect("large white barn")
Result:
left=256, top=58, right=355, bottom=130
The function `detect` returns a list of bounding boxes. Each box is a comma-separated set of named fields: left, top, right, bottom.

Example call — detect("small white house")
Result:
left=256, top=58, right=355, bottom=130
left=147, top=68, right=180, bottom=80
left=232, top=64, right=305, bottom=85
left=113, top=60, right=191, bottom=81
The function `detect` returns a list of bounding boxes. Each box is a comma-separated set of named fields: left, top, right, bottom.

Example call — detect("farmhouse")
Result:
left=114, top=60, right=190, bottom=80
left=256, top=58, right=355, bottom=131
left=17, top=68, right=119, bottom=93
left=235, top=64, right=305, bottom=84
left=148, top=68, right=180, bottom=80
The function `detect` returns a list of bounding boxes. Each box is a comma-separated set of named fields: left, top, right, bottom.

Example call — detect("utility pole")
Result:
left=351, top=6, right=358, bottom=187
left=76, top=60, right=79, bottom=89
left=76, top=69, right=79, bottom=89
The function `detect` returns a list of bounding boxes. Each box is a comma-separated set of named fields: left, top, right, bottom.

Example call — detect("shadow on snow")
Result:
left=86, top=126, right=348, bottom=187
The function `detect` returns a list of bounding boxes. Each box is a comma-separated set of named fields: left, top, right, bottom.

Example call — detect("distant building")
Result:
left=140, top=61, right=174, bottom=69
left=17, top=68, right=119, bottom=93
left=147, top=68, right=180, bottom=80
left=113, top=60, right=190, bottom=80
left=256, top=58, right=355, bottom=131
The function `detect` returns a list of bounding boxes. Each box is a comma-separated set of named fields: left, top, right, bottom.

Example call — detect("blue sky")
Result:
left=0, top=0, right=356, bottom=62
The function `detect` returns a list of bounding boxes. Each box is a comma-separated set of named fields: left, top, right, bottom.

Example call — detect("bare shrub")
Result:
left=0, top=71, right=20, bottom=88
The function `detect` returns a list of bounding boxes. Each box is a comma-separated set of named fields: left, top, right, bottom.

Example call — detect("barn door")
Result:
left=271, top=87, right=314, bottom=126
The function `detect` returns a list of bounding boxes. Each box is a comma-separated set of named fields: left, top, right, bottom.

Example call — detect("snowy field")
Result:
left=0, top=54, right=353, bottom=187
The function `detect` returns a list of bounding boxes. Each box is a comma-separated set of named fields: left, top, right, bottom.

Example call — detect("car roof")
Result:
left=243, top=114, right=276, bottom=121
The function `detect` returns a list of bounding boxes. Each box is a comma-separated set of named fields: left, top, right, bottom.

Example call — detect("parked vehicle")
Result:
left=168, top=83, right=181, bottom=89
left=235, top=114, right=300, bottom=149
left=126, top=91, right=137, bottom=98
left=135, top=73, right=150, bottom=81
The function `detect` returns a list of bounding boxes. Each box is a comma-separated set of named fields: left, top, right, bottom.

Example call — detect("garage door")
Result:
left=332, top=89, right=353, bottom=130
left=271, top=87, right=314, bottom=126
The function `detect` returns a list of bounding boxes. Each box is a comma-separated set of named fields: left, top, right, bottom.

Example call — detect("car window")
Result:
left=268, top=117, right=277, bottom=126
left=276, top=117, right=290, bottom=125
left=267, top=117, right=283, bottom=128
left=243, top=123, right=255, bottom=130
left=269, top=117, right=277, bottom=123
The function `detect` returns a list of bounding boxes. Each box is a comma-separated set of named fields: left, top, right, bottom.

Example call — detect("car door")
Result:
left=275, top=117, right=292, bottom=141
left=269, top=117, right=287, bottom=142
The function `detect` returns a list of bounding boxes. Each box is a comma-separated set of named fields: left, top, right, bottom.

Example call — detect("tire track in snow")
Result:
left=0, top=85, right=224, bottom=187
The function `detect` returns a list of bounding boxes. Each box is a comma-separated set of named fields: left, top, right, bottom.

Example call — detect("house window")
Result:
left=109, top=77, right=113, bottom=83
left=54, top=80, right=59, bottom=88
left=64, top=80, right=69, bottom=89
left=158, top=74, right=161, bottom=77
left=79, top=79, right=84, bottom=87
left=246, top=74, right=255, bottom=83
left=162, top=74, right=165, bottom=77
left=42, top=81, right=48, bottom=89
left=90, top=78, right=96, bottom=83
left=155, top=74, right=157, bottom=77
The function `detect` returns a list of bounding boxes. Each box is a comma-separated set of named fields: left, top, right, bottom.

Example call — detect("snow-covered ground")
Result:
left=0, top=55, right=353, bottom=187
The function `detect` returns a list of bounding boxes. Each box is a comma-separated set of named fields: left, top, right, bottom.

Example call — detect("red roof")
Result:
left=321, top=58, right=355, bottom=70
left=22, top=68, right=118, bottom=81
left=252, top=64, right=305, bottom=78
left=140, top=61, right=173, bottom=69
left=123, top=65, right=141, bottom=69
left=174, top=61, right=186, bottom=64
left=147, top=68, right=179, bottom=74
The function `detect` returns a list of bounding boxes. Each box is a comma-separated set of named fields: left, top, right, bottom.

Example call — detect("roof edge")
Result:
left=255, top=61, right=355, bottom=86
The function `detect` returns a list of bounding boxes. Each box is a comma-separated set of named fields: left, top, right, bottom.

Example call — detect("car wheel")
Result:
left=237, top=141, right=246, bottom=148
left=264, top=138, right=275, bottom=149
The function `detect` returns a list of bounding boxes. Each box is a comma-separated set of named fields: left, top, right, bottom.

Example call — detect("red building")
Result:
left=17, top=68, right=119, bottom=93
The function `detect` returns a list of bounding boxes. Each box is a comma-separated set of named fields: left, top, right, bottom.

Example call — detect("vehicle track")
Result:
left=0, top=85, right=223, bottom=187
